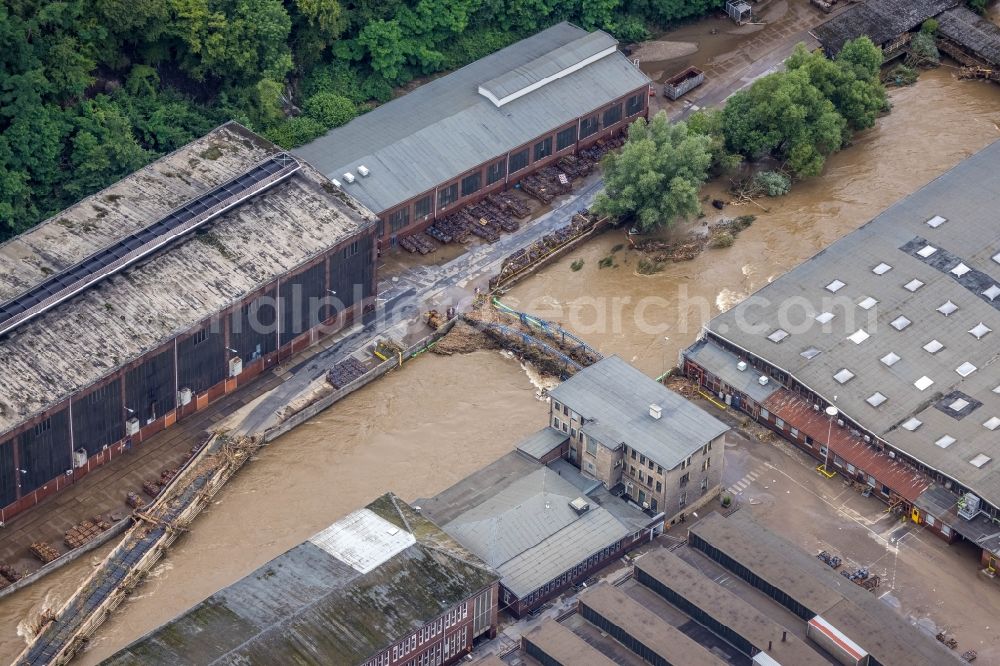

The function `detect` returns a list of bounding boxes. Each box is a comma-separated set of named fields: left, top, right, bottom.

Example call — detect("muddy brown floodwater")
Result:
left=1, top=69, right=998, bottom=666
left=506, top=68, right=1000, bottom=377
left=0, top=351, right=546, bottom=664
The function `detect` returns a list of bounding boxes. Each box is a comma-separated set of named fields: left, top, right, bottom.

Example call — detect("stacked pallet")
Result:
left=0, top=563, right=23, bottom=583
left=126, top=491, right=145, bottom=509
left=29, top=542, right=60, bottom=564
left=326, top=357, right=368, bottom=388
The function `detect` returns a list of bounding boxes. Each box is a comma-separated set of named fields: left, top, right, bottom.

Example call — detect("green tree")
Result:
left=685, top=108, right=741, bottom=174
left=722, top=67, right=846, bottom=178
left=358, top=19, right=407, bottom=81
left=65, top=97, right=153, bottom=200
left=908, top=32, right=940, bottom=67
left=786, top=40, right=886, bottom=131
left=593, top=111, right=712, bottom=231
left=304, top=92, right=357, bottom=126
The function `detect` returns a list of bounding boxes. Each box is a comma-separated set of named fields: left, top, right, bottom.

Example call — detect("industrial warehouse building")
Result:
left=686, top=513, right=955, bottom=665
left=416, top=449, right=659, bottom=618
left=107, top=494, right=499, bottom=666
left=682, top=140, right=1000, bottom=568
left=295, top=22, right=650, bottom=248
left=0, top=122, right=377, bottom=521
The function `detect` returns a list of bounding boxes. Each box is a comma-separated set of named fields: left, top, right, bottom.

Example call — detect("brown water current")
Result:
left=0, top=68, right=998, bottom=665
left=507, top=68, right=1000, bottom=377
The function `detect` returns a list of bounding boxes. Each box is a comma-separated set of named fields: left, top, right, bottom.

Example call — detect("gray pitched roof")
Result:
left=938, top=6, right=1000, bottom=66
left=813, top=0, right=958, bottom=54
left=496, top=508, right=628, bottom=597
left=549, top=355, right=730, bottom=468
left=293, top=23, right=648, bottom=214
left=703, top=139, right=1000, bottom=508
left=107, top=494, right=497, bottom=666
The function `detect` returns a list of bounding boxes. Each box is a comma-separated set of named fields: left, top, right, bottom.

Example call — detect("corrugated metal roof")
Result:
left=515, top=426, right=569, bottom=460
left=0, top=123, right=374, bottom=436
left=479, top=31, right=615, bottom=103
left=549, top=355, right=730, bottom=469
left=685, top=338, right=779, bottom=403
left=106, top=494, right=497, bottom=666
left=705, top=139, right=1000, bottom=508
left=764, top=389, right=930, bottom=502
left=497, top=507, right=628, bottom=597
left=938, top=6, right=1000, bottom=66
left=293, top=23, right=649, bottom=214
left=443, top=467, right=585, bottom=568
left=813, top=0, right=959, bottom=54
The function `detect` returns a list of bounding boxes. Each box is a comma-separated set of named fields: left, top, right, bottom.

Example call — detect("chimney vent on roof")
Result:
left=357, top=165, right=370, bottom=177
left=342, top=172, right=355, bottom=183
left=649, top=404, right=662, bottom=420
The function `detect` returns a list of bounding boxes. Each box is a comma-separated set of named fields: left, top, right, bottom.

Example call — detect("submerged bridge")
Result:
left=492, top=298, right=603, bottom=363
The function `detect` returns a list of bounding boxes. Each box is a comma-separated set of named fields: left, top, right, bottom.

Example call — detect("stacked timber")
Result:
left=29, top=542, right=60, bottom=565
left=0, top=563, right=23, bottom=583
left=142, top=480, right=162, bottom=497
left=64, top=518, right=111, bottom=549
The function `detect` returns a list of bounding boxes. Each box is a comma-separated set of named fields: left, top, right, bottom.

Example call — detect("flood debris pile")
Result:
left=435, top=298, right=601, bottom=380
left=422, top=194, right=529, bottom=247
left=491, top=211, right=600, bottom=288
left=634, top=215, right=756, bottom=266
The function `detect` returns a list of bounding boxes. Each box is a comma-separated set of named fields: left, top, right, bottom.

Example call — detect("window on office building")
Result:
left=486, top=159, right=506, bottom=185
left=438, top=183, right=458, bottom=208
left=534, top=136, right=553, bottom=161
left=556, top=126, right=577, bottom=151
left=509, top=148, right=529, bottom=173
left=414, top=195, right=432, bottom=219
left=603, top=104, right=622, bottom=126
left=580, top=115, right=599, bottom=139
left=460, top=171, right=481, bottom=197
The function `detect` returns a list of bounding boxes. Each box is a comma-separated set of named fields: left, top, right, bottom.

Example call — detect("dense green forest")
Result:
left=0, top=0, right=727, bottom=241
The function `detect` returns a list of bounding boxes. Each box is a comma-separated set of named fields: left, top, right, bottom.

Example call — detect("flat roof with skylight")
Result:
left=700, top=139, right=1000, bottom=508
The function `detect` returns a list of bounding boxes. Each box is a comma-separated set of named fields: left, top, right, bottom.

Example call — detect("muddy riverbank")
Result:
left=504, top=67, right=1000, bottom=376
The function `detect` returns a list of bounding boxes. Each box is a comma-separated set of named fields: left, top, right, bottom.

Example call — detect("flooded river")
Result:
left=0, top=351, right=545, bottom=664
left=1, top=62, right=999, bottom=666
left=506, top=68, right=1000, bottom=376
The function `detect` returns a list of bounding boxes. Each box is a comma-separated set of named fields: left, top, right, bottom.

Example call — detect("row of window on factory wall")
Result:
left=377, top=90, right=647, bottom=238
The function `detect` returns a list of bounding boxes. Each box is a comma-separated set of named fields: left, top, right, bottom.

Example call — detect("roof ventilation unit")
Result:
left=332, top=178, right=342, bottom=188
left=758, top=375, right=769, bottom=386
left=357, top=165, right=370, bottom=177
left=649, top=404, right=662, bottom=420
left=342, top=172, right=355, bottom=183
left=569, top=497, right=590, bottom=514
left=737, top=361, right=747, bottom=372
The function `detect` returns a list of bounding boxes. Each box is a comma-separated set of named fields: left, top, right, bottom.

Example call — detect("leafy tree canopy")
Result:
left=593, top=111, right=712, bottom=231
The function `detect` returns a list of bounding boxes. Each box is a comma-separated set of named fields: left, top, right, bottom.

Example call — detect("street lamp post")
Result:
left=823, top=405, right=838, bottom=473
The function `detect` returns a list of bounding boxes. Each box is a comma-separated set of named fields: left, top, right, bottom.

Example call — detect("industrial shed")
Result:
left=0, top=122, right=377, bottom=521
left=682, top=139, right=1000, bottom=563
left=812, top=0, right=959, bottom=56
left=106, top=494, right=499, bottom=666
left=417, top=451, right=657, bottom=618
left=295, top=22, right=650, bottom=247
